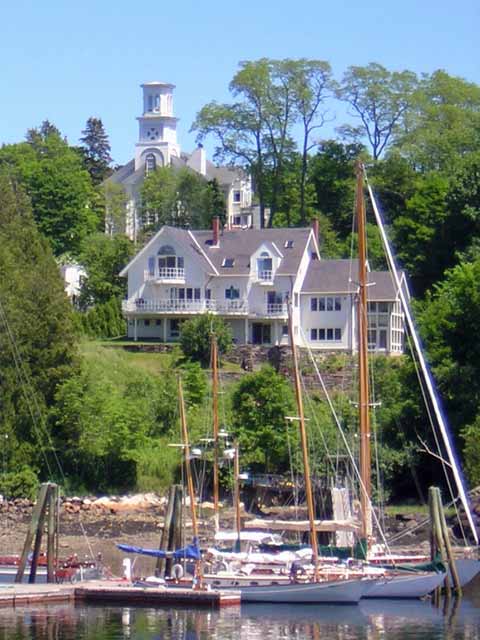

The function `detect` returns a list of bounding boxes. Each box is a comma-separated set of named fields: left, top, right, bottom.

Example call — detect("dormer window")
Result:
left=257, top=251, right=273, bottom=281
left=284, top=240, right=294, bottom=248
left=145, top=154, right=156, bottom=174
left=156, top=245, right=184, bottom=279
left=222, top=258, right=235, bottom=268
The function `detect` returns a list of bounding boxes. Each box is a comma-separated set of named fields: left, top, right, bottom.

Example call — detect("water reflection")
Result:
left=0, top=597, right=478, bottom=639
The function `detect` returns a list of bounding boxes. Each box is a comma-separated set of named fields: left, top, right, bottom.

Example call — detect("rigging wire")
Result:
left=0, top=297, right=97, bottom=561
left=299, top=326, right=395, bottom=559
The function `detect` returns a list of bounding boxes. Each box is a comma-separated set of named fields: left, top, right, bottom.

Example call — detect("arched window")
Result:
left=145, top=154, right=156, bottom=174
left=257, top=251, right=272, bottom=280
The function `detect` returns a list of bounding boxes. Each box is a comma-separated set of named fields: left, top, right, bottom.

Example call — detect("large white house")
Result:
left=119, top=219, right=406, bottom=354
left=106, top=81, right=257, bottom=240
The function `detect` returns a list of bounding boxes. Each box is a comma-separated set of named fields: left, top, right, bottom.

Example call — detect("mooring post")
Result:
left=166, top=485, right=183, bottom=578
left=429, top=486, right=449, bottom=602
left=29, top=484, right=52, bottom=583
left=157, top=484, right=176, bottom=577
left=15, top=483, right=50, bottom=583
left=47, top=483, right=59, bottom=583
left=434, top=487, right=462, bottom=597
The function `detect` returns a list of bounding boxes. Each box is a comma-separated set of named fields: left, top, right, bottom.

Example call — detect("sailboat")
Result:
left=200, top=323, right=373, bottom=603
left=360, top=164, right=480, bottom=589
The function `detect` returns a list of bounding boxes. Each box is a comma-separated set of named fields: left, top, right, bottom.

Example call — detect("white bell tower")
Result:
left=134, top=81, right=181, bottom=171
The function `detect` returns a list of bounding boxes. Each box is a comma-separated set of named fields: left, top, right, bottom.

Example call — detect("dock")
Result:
left=0, top=581, right=240, bottom=609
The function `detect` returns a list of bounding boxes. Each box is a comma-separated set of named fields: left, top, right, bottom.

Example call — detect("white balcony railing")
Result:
left=266, top=303, right=288, bottom=316
left=122, top=298, right=249, bottom=315
left=215, top=299, right=249, bottom=314
left=144, top=268, right=185, bottom=281
left=258, top=270, right=273, bottom=282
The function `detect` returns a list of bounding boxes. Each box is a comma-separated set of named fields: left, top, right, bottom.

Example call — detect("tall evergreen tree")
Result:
left=0, top=172, right=77, bottom=483
left=79, top=117, right=113, bottom=185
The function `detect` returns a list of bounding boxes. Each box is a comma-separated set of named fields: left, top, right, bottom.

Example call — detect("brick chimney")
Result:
left=311, top=218, right=319, bottom=240
left=212, top=216, right=220, bottom=247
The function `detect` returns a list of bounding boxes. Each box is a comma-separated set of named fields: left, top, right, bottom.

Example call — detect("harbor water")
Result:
left=0, top=593, right=478, bottom=639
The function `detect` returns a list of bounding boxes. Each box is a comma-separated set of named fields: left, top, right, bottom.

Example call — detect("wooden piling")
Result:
left=157, top=484, right=176, bottom=577
left=429, top=486, right=449, bottom=602
left=434, top=487, right=462, bottom=597
left=47, top=483, right=59, bottom=583
left=15, top=483, right=50, bottom=583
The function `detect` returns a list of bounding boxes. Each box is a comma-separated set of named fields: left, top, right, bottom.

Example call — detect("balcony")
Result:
left=144, top=268, right=185, bottom=283
left=122, top=298, right=249, bottom=316
left=257, top=270, right=273, bottom=284
left=216, top=299, right=249, bottom=315
left=265, top=303, right=288, bottom=316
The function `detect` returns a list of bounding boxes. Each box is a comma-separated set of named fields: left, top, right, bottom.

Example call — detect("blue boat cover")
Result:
left=117, top=537, right=201, bottom=561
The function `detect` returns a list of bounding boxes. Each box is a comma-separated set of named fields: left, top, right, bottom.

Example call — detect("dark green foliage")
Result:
left=0, top=467, right=39, bottom=500
left=204, top=178, right=227, bottom=227
left=78, top=232, right=134, bottom=307
left=0, top=173, right=77, bottom=480
left=0, top=123, right=98, bottom=256
left=140, top=166, right=224, bottom=234
left=417, top=259, right=480, bottom=435
left=79, top=117, right=113, bottom=185
left=308, top=140, right=364, bottom=236
left=75, top=298, right=125, bottom=339
left=179, top=315, right=232, bottom=366
left=231, top=366, right=296, bottom=472
left=51, top=343, right=179, bottom=493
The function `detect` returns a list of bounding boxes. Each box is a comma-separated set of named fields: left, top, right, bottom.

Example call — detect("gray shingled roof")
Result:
left=301, top=259, right=402, bottom=301
left=106, top=159, right=136, bottom=184
left=191, top=227, right=312, bottom=275
left=108, top=153, right=244, bottom=188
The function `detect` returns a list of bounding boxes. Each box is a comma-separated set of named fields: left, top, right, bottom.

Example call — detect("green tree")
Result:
left=78, top=232, right=134, bottom=307
left=104, top=181, right=129, bottom=235
left=140, top=166, right=213, bottom=233
left=284, top=59, right=335, bottom=223
left=192, top=58, right=314, bottom=227
left=79, top=117, right=113, bottom=185
left=337, top=63, right=418, bottom=160
left=51, top=343, right=178, bottom=492
left=392, top=172, right=449, bottom=294
left=396, top=70, right=480, bottom=172
left=179, top=315, right=232, bottom=366
left=308, top=140, right=365, bottom=237
left=417, top=258, right=480, bottom=439
left=0, top=126, right=98, bottom=256
left=231, top=366, right=296, bottom=472
left=0, top=172, right=77, bottom=480
left=203, top=178, right=227, bottom=227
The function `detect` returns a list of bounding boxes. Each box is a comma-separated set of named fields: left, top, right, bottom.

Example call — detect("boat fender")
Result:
left=171, top=564, right=184, bottom=580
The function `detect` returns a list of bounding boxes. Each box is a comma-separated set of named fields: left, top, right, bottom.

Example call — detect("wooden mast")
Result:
left=178, top=377, right=202, bottom=586
left=287, top=300, right=319, bottom=577
left=211, top=335, right=220, bottom=531
left=356, top=161, right=372, bottom=541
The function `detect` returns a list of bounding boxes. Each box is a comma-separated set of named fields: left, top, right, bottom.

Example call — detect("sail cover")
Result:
left=117, top=537, right=201, bottom=561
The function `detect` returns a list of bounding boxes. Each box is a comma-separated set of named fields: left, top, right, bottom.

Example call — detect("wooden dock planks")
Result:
left=0, top=581, right=240, bottom=608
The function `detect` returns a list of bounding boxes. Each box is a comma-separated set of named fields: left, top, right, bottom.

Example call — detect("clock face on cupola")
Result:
left=145, top=127, right=160, bottom=141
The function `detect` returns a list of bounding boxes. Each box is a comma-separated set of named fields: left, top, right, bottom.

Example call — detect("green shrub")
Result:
left=0, top=467, right=39, bottom=500
left=179, top=314, right=232, bottom=366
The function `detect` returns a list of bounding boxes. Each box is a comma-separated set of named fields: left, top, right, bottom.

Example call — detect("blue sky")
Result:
left=1, top=0, right=478, bottom=165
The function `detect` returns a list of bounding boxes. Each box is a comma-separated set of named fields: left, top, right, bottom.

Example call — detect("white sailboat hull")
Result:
left=449, top=558, right=480, bottom=587
left=363, top=572, right=445, bottom=599
left=212, top=577, right=369, bottom=604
